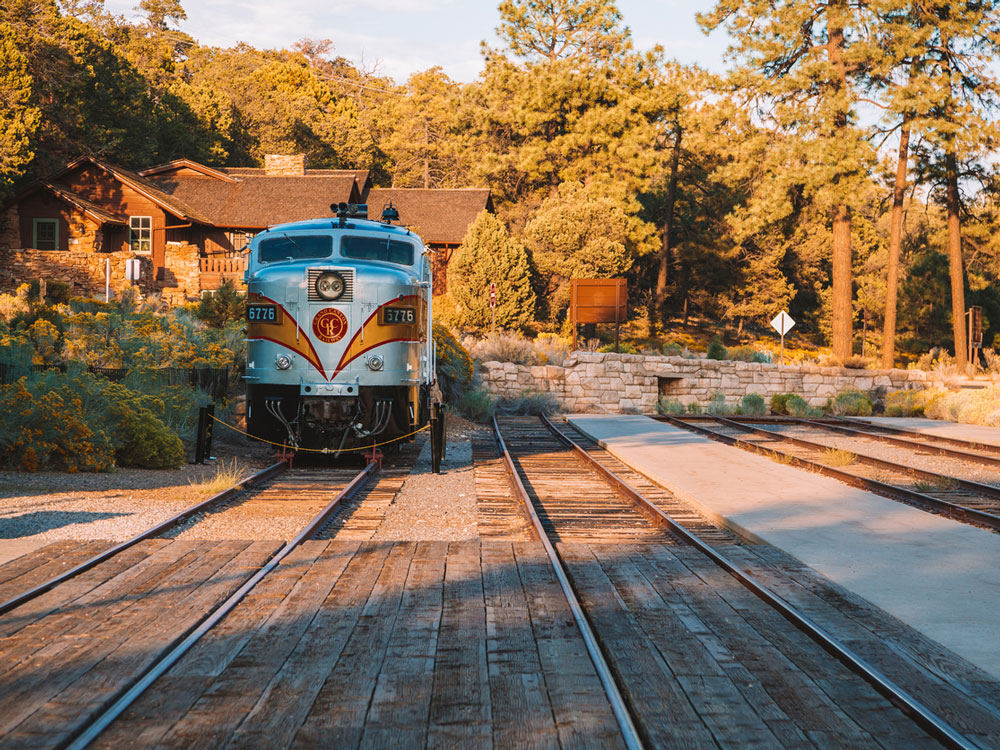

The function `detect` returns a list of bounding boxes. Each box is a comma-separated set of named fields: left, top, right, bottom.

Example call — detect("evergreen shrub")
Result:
left=737, top=393, right=766, bottom=416
left=446, top=212, right=535, bottom=332
left=457, top=388, right=496, bottom=421
left=707, top=392, right=731, bottom=415
left=830, top=389, right=873, bottom=417
left=433, top=323, right=473, bottom=404
left=770, top=392, right=796, bottom=415
left=662, top=342, right=683, bottom=356
left=706, top=336, right=727, bottom=360
left=195, top=279, right=246, bottom=328
left=657, top=396, right=685, bottom=415
left=786, top=395, right=823, bottom=418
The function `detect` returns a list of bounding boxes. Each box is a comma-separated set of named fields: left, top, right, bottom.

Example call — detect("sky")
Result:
left=100, top=0, right=733, bottom=83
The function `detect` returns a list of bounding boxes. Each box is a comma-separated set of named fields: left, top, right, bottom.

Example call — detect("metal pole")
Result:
left=780, top=333, right=785, bottom=365
left=105, top=258, right=111, bottom=302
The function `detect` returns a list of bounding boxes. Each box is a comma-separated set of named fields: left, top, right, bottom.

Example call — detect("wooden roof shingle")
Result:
left=143, top=174, right=362, bottom=228
left=366, top=188, right=493, bottom=245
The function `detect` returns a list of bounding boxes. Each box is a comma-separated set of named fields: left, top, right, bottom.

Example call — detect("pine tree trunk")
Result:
left=832, top=205, right=853, bottom=360
left=945, top=148, right=968, bottom=368
left=655, top=124, right=682, bottom=315
left=828, top=12, right=852, bottom=361
left=881, top=117, right=911, bottom=369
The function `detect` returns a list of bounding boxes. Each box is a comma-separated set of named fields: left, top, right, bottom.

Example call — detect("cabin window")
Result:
left=228, top=230, right=255, bottom=253
left=341, top=235, right=414, bottom=266
left=33, top=219, right=59, bottom=251
left=258, top=234, right=333, bottom=263
left=130, top=216, right=152, bottom=254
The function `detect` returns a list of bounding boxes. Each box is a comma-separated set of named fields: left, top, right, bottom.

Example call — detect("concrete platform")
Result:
left=568, top=414, right=1000, bottom=679
left=856, top=416, right=1000, bottom=448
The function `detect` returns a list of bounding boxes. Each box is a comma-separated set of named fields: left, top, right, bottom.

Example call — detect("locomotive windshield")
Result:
left=258, top=234, right=333, bottom=263
left=341, top=235, right=414, bottom=266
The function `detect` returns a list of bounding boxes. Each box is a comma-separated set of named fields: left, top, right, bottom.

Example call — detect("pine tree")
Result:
left=524, top=180, right=656, bottom=323
left=446, top=211, right=536, bottom=332
left=0, top=22, right=39, bottom=200
left=700, top=0, right=881, bottom=359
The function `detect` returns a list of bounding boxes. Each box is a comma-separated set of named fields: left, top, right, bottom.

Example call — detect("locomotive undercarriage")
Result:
left=248, top=383, right=420, bottom=454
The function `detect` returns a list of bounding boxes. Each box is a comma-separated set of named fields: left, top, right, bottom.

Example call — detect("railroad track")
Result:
left=494, top=414, right=985, bottom=750
left=0, top=456, right=410, bottom=749
left=660, top=414, right=1000, bottom=532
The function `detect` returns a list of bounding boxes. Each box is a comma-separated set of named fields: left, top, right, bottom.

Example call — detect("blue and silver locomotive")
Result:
left=244, top=203, right=434, bottom=453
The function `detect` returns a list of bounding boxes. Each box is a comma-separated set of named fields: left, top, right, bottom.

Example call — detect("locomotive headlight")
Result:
left=315, top=271, right=345, bottom=301
left=275, top=354, right=292, bottom=370
left=367, top=355, right=384, bottom=371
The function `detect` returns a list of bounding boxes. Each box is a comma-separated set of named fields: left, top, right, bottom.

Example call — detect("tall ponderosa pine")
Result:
left=914, top=1, right=1000, bottom=368
left=700, top=0, right=879, bottom=360
left=447, top=211, right=536, bottom=332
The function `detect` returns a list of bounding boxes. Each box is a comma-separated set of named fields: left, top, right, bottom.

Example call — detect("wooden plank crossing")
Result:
left=90, top=541, right=622, bottom=749
left=0, top=539, right=279, bottom=749
left=558, top=542, right=939, bottom=750
left=471, top=432, right=534, bottom=540
left=0, top=540, right=110, bottom=603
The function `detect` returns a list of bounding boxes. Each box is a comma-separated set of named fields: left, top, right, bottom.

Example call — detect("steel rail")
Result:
left=63, top=461, right=378, bottom=750
left=542, top=415, right=979, bottom=750
left=790, top=417, right=1000, bottom=468
left=820, top=417, right=1000, bottom=459
left=0, top=461, right=288, bottom=617
left=711, top=416, right=1000, bottom=505
left=492, top=416, right=644, bottom=750
left=657, top=415, right=1000, bottom=532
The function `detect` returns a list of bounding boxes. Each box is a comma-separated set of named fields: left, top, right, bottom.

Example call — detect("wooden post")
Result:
left=571, top=281, right=578, bottom=351
left=614, top=281, right=621, bottom=353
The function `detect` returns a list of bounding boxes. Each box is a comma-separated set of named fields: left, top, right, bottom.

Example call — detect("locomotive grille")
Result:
left=308, top=268, right=353, bottom=302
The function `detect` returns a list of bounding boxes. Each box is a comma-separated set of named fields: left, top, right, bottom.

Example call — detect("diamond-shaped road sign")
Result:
left=770, top=311, right=795, bottom=337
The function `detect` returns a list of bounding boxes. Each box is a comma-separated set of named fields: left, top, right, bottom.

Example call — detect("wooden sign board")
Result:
left=570, top=278, right=627, bottom=350
left=570, top=278, right=627, bottom=324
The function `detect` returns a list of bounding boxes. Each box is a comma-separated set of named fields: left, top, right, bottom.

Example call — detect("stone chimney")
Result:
left=264, top=154, right=306, bottom=176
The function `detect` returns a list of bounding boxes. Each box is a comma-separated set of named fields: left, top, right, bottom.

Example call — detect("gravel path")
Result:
left=0, top=443, right=274, bottom=554
left=372, top=434, right=481, bottom=541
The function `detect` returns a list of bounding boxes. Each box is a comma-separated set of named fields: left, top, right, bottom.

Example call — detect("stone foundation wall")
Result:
left=0, top=243, right=204, bottom=304
left=160, top=243, right=201, bottom=304
left=0, top=247, right=156, bottom=297
left=479, top=352, right=939, bottom=414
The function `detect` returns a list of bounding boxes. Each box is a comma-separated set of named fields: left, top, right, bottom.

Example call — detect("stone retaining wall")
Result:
left=0, top=243, right=203, bottom=304
left=479, top=352, right=941, bottom=414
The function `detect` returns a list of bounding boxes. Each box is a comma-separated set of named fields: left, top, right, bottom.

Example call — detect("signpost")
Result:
left=968, top=305, right=983, bottom=370
left=489, top=282, right=496, bottom=334
left=570, top=279, right=627, bottom=351
left=770, top=310, right=795, bottom=365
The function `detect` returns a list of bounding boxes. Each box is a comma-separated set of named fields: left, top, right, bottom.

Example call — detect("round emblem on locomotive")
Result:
left=312, top=308, right=348, bottom=343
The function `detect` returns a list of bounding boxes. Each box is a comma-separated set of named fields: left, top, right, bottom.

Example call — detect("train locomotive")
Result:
left=243, top=203, right=434, bottom=454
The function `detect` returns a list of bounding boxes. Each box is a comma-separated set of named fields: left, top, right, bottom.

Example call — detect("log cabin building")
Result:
left=0, top=154, right=492, bottom=302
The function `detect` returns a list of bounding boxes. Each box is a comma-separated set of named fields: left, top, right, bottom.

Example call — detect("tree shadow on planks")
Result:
left=0, top=510, right=127, bottom=538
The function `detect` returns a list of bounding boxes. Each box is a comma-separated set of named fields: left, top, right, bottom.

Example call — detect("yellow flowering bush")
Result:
left=0, top=371, right=187, bottom=471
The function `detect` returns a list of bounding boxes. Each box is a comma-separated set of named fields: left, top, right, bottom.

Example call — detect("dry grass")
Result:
left=189, top=458, right=244, bottom=495
left=823, top=448, right=857, bottom=467
left=924, top=385, right=1000, bottom=426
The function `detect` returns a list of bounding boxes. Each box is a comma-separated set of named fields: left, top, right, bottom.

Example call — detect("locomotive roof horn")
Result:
left=381, top=202, right=399, bottom=224
left=330, top=202, right=368, bottom=227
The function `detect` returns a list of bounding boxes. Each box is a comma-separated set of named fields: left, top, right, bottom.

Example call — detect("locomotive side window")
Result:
left=258, top=234, right=333, bottom=263
left=341, top=236, right=414, bottom=266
